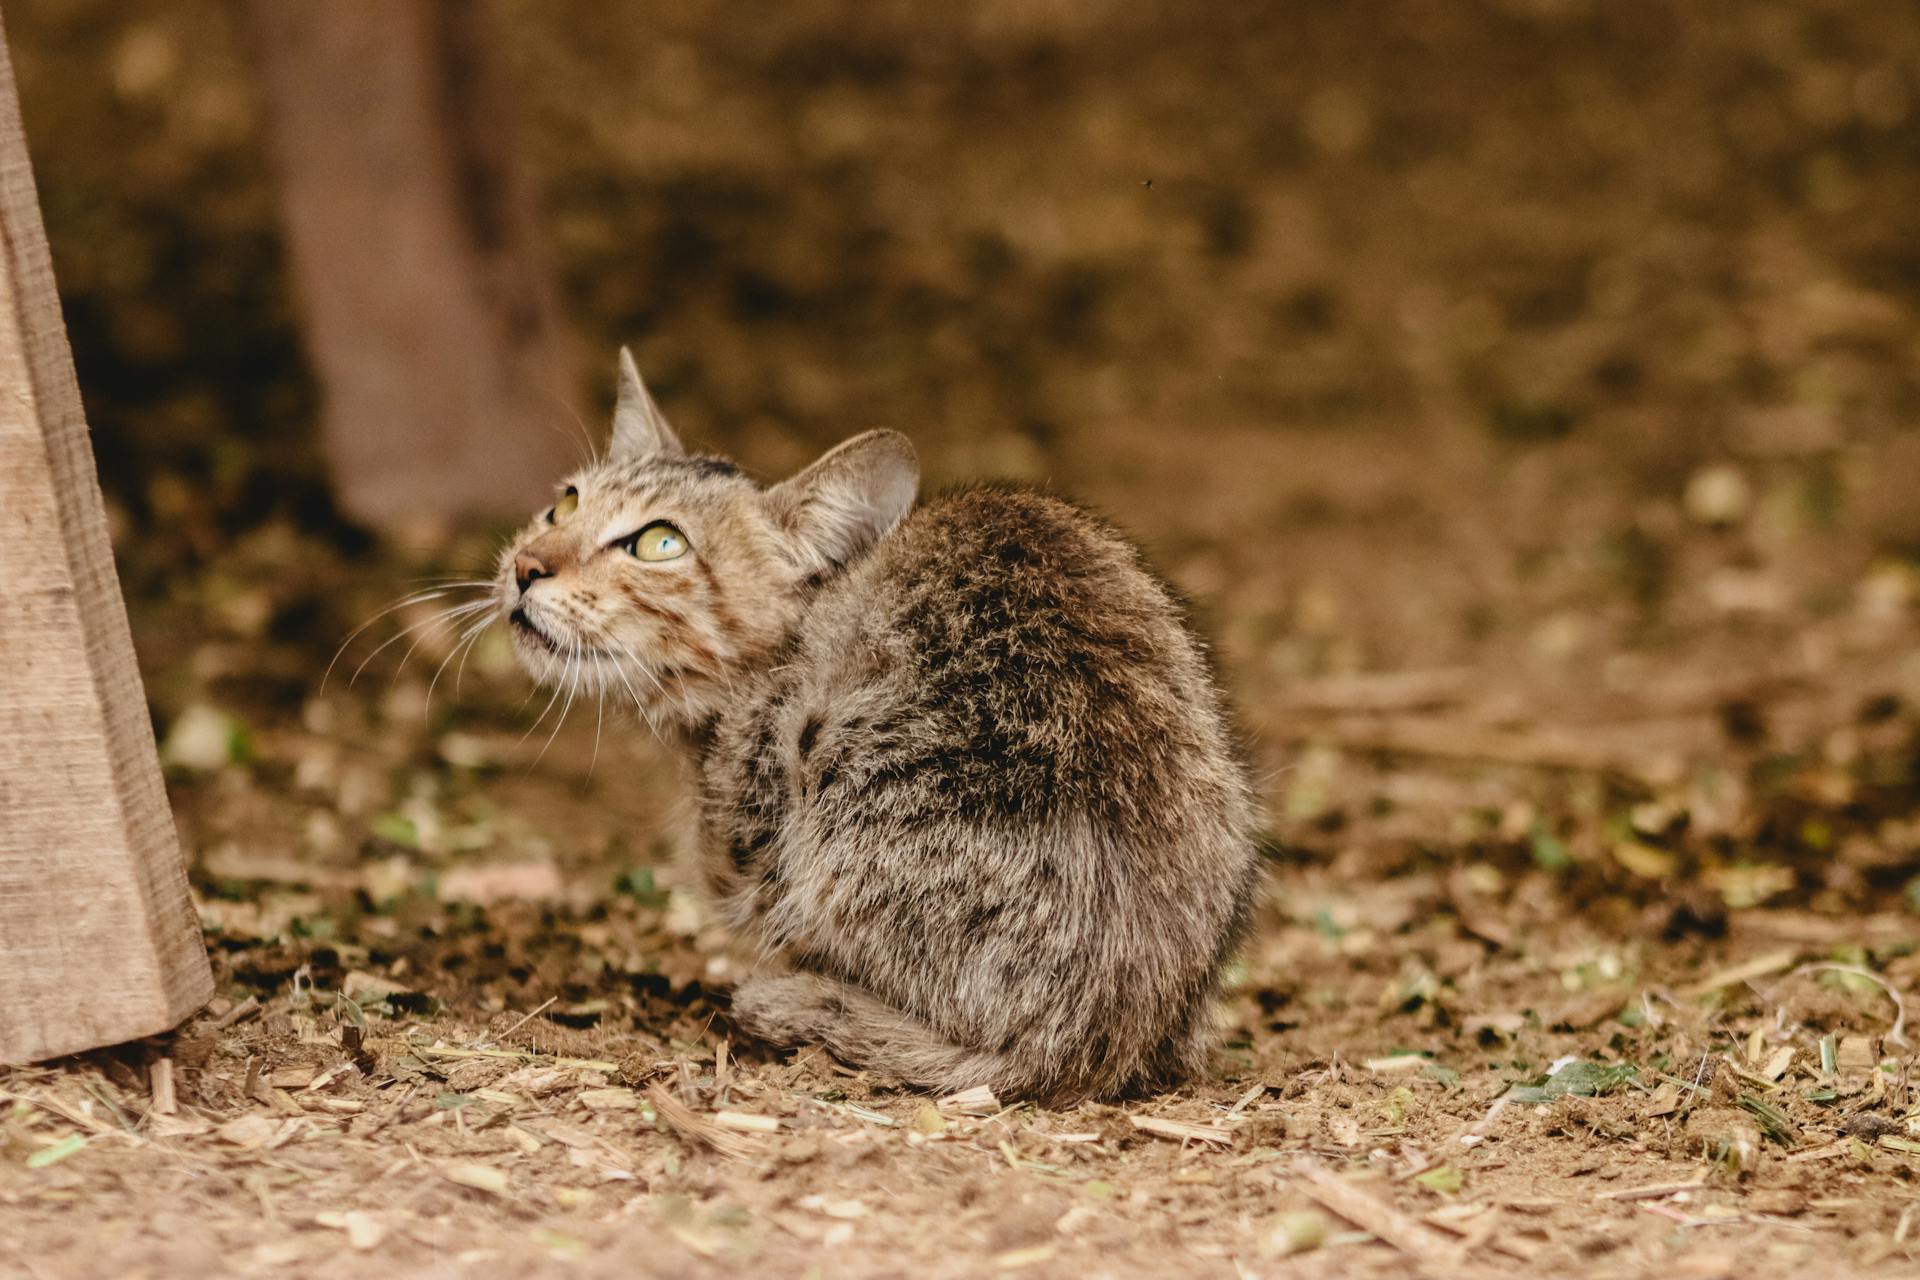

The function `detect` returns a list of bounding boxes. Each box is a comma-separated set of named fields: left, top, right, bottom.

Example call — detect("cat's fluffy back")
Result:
left=703, top=484, right=1261, bottom=1101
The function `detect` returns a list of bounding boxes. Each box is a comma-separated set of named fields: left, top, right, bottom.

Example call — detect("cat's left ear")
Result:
left=611, top=346, right=686, bottom=460
left=768, top=430, right=919, bottom=572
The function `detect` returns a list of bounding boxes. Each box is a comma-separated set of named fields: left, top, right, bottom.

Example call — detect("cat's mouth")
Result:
left=510, top=607, right=623, bottom=666
left=509, top=606, right=560, bottom=654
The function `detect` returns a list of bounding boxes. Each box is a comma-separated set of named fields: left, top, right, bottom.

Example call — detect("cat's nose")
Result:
left=514, top=552, right=551, bottom=595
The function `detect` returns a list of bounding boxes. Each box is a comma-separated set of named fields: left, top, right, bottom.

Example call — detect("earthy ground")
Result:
left=8, top=0, right=1920, bottom=1276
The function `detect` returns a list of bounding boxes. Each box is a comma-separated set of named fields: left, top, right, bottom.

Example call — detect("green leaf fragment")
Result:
left=1413, top=1164, right=1463, bottom=1195
left=1529, top=822, right=1571, bottom=872
left=372, top=812, right=419, bottom=847
left=1737, top=1094, right=1796, bottom=1146
left=1505, top=1059, right=1638, bottom=1104
left=26, top=1134, right=87, bottom=1169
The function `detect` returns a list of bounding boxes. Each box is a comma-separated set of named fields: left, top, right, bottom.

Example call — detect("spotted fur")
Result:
left=495, top=349, right=1261, bottom=1104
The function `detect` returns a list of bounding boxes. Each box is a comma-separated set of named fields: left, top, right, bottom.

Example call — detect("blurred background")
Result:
left=12, top=0, right=1920, bottom=924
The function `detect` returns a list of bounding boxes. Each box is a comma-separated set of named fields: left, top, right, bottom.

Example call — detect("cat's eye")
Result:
left=623, top=521, right=689, bottom=562
left=547, top=486, right=578, bottom=524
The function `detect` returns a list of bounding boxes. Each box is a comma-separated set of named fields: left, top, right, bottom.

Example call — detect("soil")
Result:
left=8, top=1, right=1920, bottom=1277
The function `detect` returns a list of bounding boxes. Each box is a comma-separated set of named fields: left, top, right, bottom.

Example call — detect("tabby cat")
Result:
left=495, top=349, right=1260, bottom=1104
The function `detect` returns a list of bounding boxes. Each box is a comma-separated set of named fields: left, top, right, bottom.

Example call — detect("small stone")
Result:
left=1684, top=464, right=1753, bottom=526
left=161, top=703, right=241, bottom=772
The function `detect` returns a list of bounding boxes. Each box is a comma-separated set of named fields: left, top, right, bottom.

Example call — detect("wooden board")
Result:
left=0, top=7, right=212, bottom=1063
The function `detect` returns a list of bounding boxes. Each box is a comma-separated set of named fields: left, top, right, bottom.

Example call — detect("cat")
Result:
left=495, top=348, right=1261, bottom=1104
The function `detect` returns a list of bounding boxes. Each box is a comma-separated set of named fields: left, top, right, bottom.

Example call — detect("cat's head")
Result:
left=495, top=348, right=918, bottom=727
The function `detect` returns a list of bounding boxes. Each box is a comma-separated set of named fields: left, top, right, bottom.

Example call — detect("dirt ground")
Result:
left=8, top=1, right=1920, bottom=1276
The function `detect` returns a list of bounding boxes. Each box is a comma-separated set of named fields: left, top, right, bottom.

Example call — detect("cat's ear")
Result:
left=768, top=430, right=919, bottom=571
left=611, top=346, right=685, bottom=461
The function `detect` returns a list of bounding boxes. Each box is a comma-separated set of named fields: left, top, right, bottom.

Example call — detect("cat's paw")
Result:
left=730, top=973, right=845, bottom=1046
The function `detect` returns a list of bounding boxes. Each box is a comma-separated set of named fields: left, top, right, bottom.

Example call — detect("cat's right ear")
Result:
left=611, top=347, right=686, bottom=461
left=768, top=430, right=919, bottom=573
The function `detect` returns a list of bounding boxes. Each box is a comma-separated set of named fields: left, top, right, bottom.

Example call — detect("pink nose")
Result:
left=514, top=552, right=551, bottom=595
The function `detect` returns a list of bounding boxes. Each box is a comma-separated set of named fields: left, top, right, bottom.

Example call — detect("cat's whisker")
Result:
left=516, top=675, right=567, bottom=751
left=451, top=611, right=502, bottom=701
left=389, top=599, right=494, bottom=686
left=425, top=612, right=498, bottom=720
left=529, top=639, right=582, bottom=770
left=351, top=599, right=493, bottom=688
left=587, top=690, right=606, bottom=779
left=593, top=633, right=658, bottom=722
left=538, top=387, right=601, bottom=468
left=323, top=586, right=476, bottom=693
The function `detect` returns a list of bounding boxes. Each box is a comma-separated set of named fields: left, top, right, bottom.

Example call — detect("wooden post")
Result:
left=244, top=0, right=582, bottom=528
left=0, top=8, right=212, bottom=1063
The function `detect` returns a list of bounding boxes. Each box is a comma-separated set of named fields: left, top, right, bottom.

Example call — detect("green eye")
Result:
left=624, top=521, right=688, bottom=562
left=549, top=486, right=579, bottom=523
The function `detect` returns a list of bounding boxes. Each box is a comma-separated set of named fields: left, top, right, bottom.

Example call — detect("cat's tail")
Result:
left=732, top=972, right=1066, bottom=1104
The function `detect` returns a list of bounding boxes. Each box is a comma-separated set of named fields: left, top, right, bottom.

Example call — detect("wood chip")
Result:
left=148, top=1058, right=176, bottom=1116
left=441, top=1161, right=511, bottom=1197
left=937, top=1084, right=1002, bottom=1116
left=215, top=1114, right=281, bottom=1149
left=577, top=1087, right=641, bottom=1111
left=711, top=1110, right=781, bottom=1133
left=798, top=1194, right=868, bottom=1219
left=1291, top=1158, right=1472, bottom=1270
left=1837, top=1036, right=1880, bottom=1071
left=993, top=1243, right=1058, bottom=1270
left=1129, top=1115, right=1234, bottom=1146
left=316, top=1210, right=387, bottom=1250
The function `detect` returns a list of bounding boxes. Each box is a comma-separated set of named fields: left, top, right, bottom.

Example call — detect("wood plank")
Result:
left=0, top=6, right=212, bottom=1063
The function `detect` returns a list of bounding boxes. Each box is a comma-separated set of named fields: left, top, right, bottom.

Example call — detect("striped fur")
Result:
left=495, top=350, right=1261, bottom=1104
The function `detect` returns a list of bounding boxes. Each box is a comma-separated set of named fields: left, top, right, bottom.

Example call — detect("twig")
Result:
left=1599, top=1178, right=1708, bottom=1202
left=645, top=1083, right=757, bottom=1159
left=1291, top=1158, right=1472, bottom=1271
left=1784, top=1139, right=1852, bottom=1164
left=80, top=1081, right=134, bottom=1133
left=493, top=996, right=557, bottom=1044
left=1680, top=950, right=1800, bottom=999
left=409, top=1044, right=617, bottom=1072
left=214, top=996, right=262, bottom=1029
